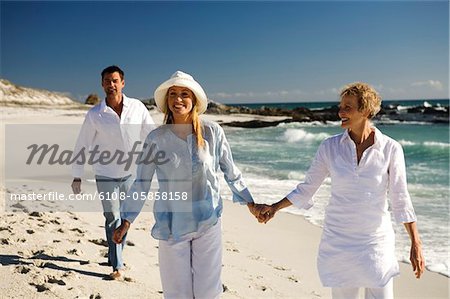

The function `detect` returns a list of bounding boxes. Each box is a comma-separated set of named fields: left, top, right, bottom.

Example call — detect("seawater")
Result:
left=220, top=101, right=449, bottom=277
left=229, top=99, right=449, bottom=110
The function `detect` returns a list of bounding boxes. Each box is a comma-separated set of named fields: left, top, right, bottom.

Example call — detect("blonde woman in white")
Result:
left=113, top=71, right=261, bottom=299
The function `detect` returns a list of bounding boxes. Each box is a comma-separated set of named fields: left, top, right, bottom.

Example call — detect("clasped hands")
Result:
left=247, top=203, right=277, bottom=223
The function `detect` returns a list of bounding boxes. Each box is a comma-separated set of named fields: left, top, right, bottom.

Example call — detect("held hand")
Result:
left=247, top=203, right=268, bottom=221
left=247, top=203, right=277, bottom=223
left=257, top=204, right=276, bottom=224
left=113, top=220, right=130, bottom=244
left=410, top=241, right=425, bottom=279
left=247, top=203, right=261, bottom=219
left=71, top=179, right=81, bottom=194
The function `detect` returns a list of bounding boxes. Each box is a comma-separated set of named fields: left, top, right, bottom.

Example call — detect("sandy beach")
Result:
left=0, top=106, right=448, bottom=299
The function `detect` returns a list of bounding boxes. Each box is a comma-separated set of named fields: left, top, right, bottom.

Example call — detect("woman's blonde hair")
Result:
left=340, top=82, right=382, bottom=119
left=163, top=91, right=205, bottom=149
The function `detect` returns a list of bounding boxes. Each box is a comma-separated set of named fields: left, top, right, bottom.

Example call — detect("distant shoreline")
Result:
left=226, top=99, right=449, bottom=110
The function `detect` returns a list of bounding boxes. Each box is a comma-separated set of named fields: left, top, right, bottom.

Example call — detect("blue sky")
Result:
left=1, top=1, right=448, bottom=104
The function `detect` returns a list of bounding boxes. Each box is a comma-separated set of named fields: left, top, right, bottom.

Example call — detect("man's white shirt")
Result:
left=72, top=94, right=155, bottom=178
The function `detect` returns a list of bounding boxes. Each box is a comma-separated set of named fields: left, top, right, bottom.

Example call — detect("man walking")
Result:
left=71, top=65, right=154, bottom=280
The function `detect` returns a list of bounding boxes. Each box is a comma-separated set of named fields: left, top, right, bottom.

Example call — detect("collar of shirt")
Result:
left=99, top=93, right=130, bottom=113
left=339, top=127, right=385, bottom=150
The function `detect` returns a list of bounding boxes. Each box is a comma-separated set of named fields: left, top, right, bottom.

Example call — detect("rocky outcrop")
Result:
left=216, top=100, right=448, bottom=128
left=223, top=119, right=293, bottom=128
left=141, top=98, right=157, bottom=110
left=378, top=102, right=449, bottom=124
left=0, top=79, right=80, bottom=106
left=84, top=94, right=100, bottom=105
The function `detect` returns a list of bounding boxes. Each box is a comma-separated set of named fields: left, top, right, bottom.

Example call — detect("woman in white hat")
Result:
left=113, top=71, right=261, bottom=299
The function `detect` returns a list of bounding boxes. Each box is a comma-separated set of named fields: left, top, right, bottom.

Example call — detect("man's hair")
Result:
left=340, top=82, right=382, bottom=119
left=101, top=65, right=124, bottom=80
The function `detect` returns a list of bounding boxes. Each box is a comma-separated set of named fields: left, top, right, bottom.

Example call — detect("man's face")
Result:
left=101, top=72, right=124, bottom=96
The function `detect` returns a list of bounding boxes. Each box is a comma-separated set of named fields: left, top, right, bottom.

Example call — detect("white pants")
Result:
left=158, top=219, right=222, bottom=299
left=331, top=279, right=393, bottom=299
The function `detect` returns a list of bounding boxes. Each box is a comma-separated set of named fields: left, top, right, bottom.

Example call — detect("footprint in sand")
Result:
left=29, top=211, right=44, bottom=217
left=256, top=285, right=269, bottom=292
left=70, top=228, right=86, bottom=235
left=62, top=270, right=80, bottom=280
left=99, top=249, right=109, bottom=258
left=49, top=219, right=61, bottom=225
left=273, top=265, right=290, bottom=271
left=249, top=255, right=266, bottom=262
left=287, top=275, right=299, bottom=283
left=67, top=248, right=83, bottom=256
left=89, top=238, right=108, bottom=247
left=29, top=283, right=50, bottom=293
left=67, top=212, right=79, bottom=221
left=222, top=284, right=229, bottom=292
left=15, top=265, right=31, bottom=274
left=224, top=241, right=240, bottom=253
left=46, top=275, right=66, bottom=286
left=0, top=226, right=13, bottom=233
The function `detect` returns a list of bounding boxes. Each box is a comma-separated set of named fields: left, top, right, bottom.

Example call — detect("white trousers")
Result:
left=158, top=219, right=222, bottom=299
left=331, top=279, right=393, bottom=299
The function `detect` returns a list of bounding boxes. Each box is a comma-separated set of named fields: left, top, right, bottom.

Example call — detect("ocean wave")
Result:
left=426, top=262, right=450, bottom=278
left=398, top=140, right=449, bottom=148
left=278, top=121, right=339, bottom=128
left=423, top=141, right=450, bottom=148
left=398, top=139, right=417, bottom=146
left=283, top=128, right=330, bottom=143
left=374, top=119, right=432, bottom=126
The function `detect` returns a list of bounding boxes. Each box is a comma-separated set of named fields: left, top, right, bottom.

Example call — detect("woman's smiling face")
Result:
left=338, top=95, right=368, bottom=129
left=167, top=86, right=195, bottom=117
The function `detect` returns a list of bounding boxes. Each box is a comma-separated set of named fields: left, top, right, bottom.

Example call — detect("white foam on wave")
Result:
left=398, top=139, right=417, bottom=146
left=283, top=128, right=330, bottom=143
left=426, top=262, right=450, bottom=277
left=374, top=119, right=432, bottom=126
left=397, top=140, right=449, bottom=148
left=278, top=121, right=339, bottom=128
left=423, top=141, right=450, bottom=148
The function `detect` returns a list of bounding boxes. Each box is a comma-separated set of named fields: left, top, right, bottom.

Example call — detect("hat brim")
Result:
left=154, top=77, right=208, bottom=114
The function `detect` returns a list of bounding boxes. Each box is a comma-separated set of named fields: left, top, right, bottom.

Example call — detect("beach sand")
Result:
left=0, top=106, right=448, bottom=298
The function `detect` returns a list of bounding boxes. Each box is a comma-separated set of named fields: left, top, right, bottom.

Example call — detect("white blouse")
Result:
left=286, top=127, right=417, bottom=288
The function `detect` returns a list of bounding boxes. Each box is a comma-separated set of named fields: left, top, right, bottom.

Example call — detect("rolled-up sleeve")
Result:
left=388, top=142, right=417, bottom=223
left=217, top=126, right=254, bottom=204
left=286, top=141, right=329, bottom=210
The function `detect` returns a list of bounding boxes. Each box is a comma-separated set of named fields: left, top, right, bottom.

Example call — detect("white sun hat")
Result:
left=154, top=71, right=208, bottom=114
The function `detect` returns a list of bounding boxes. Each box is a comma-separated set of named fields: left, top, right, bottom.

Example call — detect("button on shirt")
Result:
left=72, top=94, right=155, bottom=179
left=121, top=120, right=254, bottom=241
left=286, top=127, right=416, bottom=288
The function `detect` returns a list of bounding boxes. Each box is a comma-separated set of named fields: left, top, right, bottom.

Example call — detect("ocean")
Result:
left=221, top=99, right=449, bottom=277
